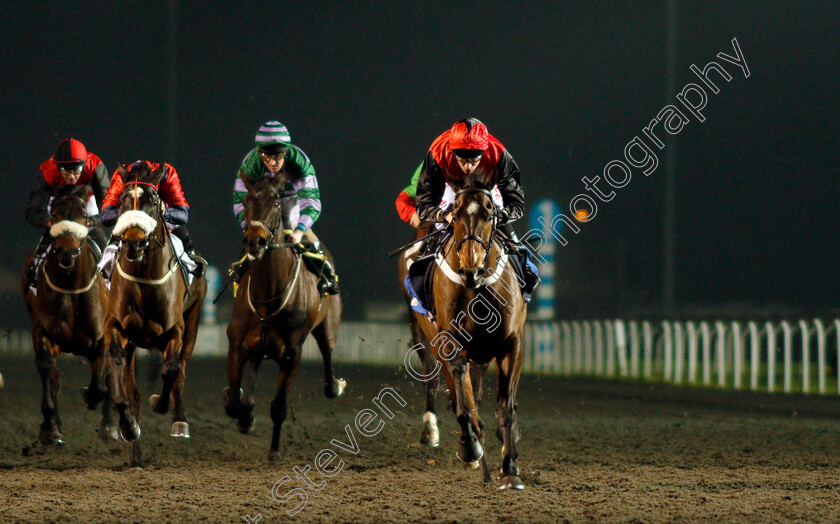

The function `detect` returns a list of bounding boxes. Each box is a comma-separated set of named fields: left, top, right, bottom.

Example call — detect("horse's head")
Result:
left=452, top=187, right=497, bottom=289
left=113, top=162, right=165, bottom=262
left=240, top=172, right=286, bottom=261
left=49, top=185, right=92, bottom=269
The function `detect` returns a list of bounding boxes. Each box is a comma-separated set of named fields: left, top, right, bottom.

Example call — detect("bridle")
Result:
left=121, top=180, right=166, bottom=251
left=453, top=187, right=498, bottom=269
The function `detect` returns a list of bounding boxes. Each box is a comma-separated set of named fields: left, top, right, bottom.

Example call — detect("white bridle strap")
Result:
left=115, top=260, right=178, bottom=285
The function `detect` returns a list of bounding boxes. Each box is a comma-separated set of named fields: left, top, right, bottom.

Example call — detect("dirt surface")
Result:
left=2, top=354, right=840, bottom=523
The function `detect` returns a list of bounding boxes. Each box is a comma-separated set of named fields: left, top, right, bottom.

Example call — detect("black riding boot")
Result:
left=172, top=225, right=207, bottom=278
left=499, top=224, right=540, bottom=300
left=310, top=241, right=339, bottom=295
left=25, top=232, right=51, bottom=288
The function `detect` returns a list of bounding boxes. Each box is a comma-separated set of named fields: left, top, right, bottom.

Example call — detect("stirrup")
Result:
left=189, top=253, right=207, bottom=278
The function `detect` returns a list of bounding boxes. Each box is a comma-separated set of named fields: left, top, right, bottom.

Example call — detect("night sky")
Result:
left=1, top=1, right=838, bottom=323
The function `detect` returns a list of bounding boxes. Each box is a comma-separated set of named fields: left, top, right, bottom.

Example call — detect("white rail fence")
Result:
left=4, top=319, right=840, bottom=395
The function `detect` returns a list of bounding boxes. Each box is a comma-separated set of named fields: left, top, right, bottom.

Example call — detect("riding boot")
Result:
left=310, top=241, right=339, bottom=295
left=172, top=225, right=207, bottom=278
left=25, top=232, right=51, bottom=288
left=499, top=224, right=540, bottom=301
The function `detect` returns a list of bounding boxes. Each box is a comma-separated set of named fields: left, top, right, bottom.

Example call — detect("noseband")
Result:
left=453, top=188, right=498, bottom=267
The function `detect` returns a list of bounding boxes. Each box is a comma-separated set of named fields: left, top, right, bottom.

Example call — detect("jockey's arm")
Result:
left=90, top=160, right=111, bottom=209
left=494, top=150, right=525, bottom=224
left=25, top=172, right=51, bottom=228
left=415, top=153, right=448, bottom=223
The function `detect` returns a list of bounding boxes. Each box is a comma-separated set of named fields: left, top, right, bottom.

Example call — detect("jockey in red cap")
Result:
left=412, top=118, right=539, bottom=299
left=24, top=138, right=111, bottom=287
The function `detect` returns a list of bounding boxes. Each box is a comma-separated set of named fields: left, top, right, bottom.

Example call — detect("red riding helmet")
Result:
left=448, top=118, right=489, bottom=152
left=54, top=138, right=88, bottom=166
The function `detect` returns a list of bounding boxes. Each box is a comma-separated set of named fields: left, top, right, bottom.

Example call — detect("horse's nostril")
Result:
left=476, top=268, right=485, bottom=277
left=458, top=269, right=466, bottom=275
left=257, top=237, right=267, bottom=247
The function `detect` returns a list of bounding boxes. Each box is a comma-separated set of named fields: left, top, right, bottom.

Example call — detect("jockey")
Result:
left=414, top=117, right=539, bottom=298
left=24, top=138, right=110, bottom=287
left=231, top=120, right=339, bottom=295
left=395, top=162, right=424, bottom=228
left=100, top=160, right=206, bottom=277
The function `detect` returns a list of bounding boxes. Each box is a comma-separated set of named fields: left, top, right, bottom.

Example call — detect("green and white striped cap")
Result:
left=254, top=120, right=292, bottom=149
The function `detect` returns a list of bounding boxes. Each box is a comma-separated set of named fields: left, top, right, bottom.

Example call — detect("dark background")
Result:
left=1, top=1, right=838, bottom=323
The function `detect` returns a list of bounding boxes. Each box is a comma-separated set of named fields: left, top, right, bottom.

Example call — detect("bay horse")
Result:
left=225, top=173, right=345, bottom=460
left=103, top=163, right=207, bottom=467
left=21, top=184, right=117, bottom=446
left=413, top=187, right=527, bottom=490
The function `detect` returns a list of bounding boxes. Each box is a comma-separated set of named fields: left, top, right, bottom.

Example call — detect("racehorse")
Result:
left=21, top=184, right=117, bottom=445
left=103, top=163, right=207, bottom=467
left=225, top=173, right=345, bottom=460
left=413, top=186, right=527, bottom=490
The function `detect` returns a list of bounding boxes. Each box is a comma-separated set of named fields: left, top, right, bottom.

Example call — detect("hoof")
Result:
left=99, top=424, right=119, bottom=442
left=455, top=439, right=484, bottom=463
left=325, top=378, right=346, bottom=399
left=469, top=460, right=481, bottom=469
left=170, top=421, right=190, bottom=438
left=119, top=420, right=141, bottom=442
left=149, top=394, right=168, bottom=414
left=499, top=475, right=525, bottom=490
left=237, top=418, right=255, bottom=434
left=81, top=387, right=103, bottom=410
left=420, top=412, right=440, bottom=448
left=267, top=449, right=280, bottom=461
left=38, top=429, right=65, bottom=447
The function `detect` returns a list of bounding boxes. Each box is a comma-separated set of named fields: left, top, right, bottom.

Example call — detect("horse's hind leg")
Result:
left=237, top=357, right=261, bottom=433
left=124, top=346, right=144, bottom=467
left=268, top=350, right=301, bottom=461
left=149, top=325, right=184, bottom=415
left=411, top=316, right=440, bottom=447
left=311, top=315, right=345, bottom=399
left=496, top=337, right=524, bottom=490
left=85, top=337, right=118, bottom=441
left=34, top=335, right=64, bottom=446
left=169, top=301, right=201, bottom=438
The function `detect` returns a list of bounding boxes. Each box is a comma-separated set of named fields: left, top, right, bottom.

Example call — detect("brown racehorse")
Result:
left=103, top=164, right=207, bottom=467
left=21, top=184, right=117, bottom=446
left=414, top=187, right=527, bottom=490
left=225, top=173, right=345, bottom=460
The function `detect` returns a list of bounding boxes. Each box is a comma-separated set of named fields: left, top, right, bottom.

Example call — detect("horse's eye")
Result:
left=274, top=200, right=281, bottom=208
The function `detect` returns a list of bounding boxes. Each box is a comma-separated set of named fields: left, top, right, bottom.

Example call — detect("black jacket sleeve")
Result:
left=91, top=162, right=110, bottom=209
left=494, top=150, right=525, bottom=223
left=25, top=172, right=51, bottom=228
left=415, top=151, right=447, bottom=222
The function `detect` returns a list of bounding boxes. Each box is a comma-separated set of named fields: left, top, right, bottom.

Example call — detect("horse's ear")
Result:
left=117, top=164, right=129, bottom=179
left=148, top=164, right=166, bottom=186
left=270, top=172, right=285, bottom=192
left=239, top=170, right=254, bottom=191
left=74, top=184, right=92, bottom=198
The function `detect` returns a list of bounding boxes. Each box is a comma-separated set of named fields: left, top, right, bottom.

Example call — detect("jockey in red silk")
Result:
left=24, top=138, right=110, bottom=286
left=101, top=160, right=205, bottom=276
left=414, top=118, right=539, bottom=299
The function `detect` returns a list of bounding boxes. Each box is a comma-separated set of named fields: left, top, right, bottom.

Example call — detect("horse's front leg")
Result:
left=34, top=333, right=63, bottom=446
left=170, top=298, right=202, bottom=438
left=496, top=337, right=525, bottom=490
left=108, top=329, right=140, bottom=443
left=446, top=355, right=484, bottom=464
left=149, top=325, right=184, bottom=415
left=268, top=346, right=301, bottom=461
